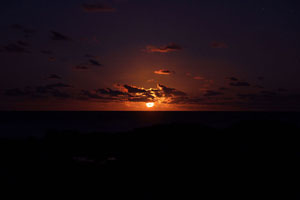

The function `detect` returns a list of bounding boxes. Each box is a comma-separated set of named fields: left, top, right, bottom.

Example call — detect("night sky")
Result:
left=1, top=0, right=300, bottom=111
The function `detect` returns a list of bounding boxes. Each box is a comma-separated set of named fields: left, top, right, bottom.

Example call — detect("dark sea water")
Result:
left=0, top=111, right=300, bottom=138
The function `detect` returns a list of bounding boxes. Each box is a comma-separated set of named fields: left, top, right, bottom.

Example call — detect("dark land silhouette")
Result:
left=0, top=117, right=300, bottom=199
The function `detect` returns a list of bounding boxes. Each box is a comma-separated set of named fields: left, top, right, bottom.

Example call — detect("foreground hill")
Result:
left=0, top=120, right=299, bottom=199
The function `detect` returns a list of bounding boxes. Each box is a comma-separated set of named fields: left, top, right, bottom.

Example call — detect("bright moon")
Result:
left=146, top=102, right=155, bottom=108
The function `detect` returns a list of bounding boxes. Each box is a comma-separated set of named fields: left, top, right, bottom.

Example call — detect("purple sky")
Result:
left=1, top=0, right=300, bottom=110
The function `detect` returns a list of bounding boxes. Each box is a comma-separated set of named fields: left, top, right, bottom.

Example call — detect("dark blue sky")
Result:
left=1, top=0, right=300, bottom=110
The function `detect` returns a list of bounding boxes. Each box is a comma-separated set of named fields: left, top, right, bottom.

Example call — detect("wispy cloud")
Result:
left=89, top=59, right=102, bottom=67
left=47, top=74, right=62, bottom=80
left=3, top=43, right=28, bottom=53
left=193, top=76, right=204, bottom=80
left=154, top=69, right=173, bottom=75
left=145, top=43, right=183, bottom=53
left=74, top=65, right=89, bottom=70
left=228, top=77, right=239, bottom=81
left=211, top=41, right=228, bottom=49
left=230, top=81, right=251, bottom=87
left=50, top=31, right=71, bottom=41
left=203, top=90, right=224, bottom=97
left=11, top=24, right=36, bottom=36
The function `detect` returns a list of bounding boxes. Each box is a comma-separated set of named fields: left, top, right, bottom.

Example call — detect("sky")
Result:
left=0, top=0, right=300, bottom=111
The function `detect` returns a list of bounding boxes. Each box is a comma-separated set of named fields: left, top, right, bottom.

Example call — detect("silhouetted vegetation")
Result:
left=0, top=120, right=300, bottom=199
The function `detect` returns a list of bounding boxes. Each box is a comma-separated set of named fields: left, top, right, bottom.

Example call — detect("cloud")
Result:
left=147, top=79, right=155, bottom=83
left=219, top=87, right=229, bottom=91
left=48, top=57, right=56, bottom=62
left=211, top=41, right=228, bottom=49
left=47, top=74, right=62, bottom=80
left=89, top=59, right=102, bottom=66
left=50, top=90, right=71, bottom=98
left=260, top=91, right=277, bottom=96
left=81, top=90, right=107, bottom=100
left=11, top=24, right=36, bottom=36
left=50, top=31, right=71, bottom=41
left=11, top=24, right=24, bottom=30
left=17, top=40, right=29, bottom=47
left=36, top=83, right=72, bottom=94
left=145, top=43, right=183, bottom=53
left=46, top=83, right=72, bottom=89
left=4, top=88, right=30, bottom=96
left=82, top=3, right=116, bottom=12
left=278, top=88, right=288, bottom=92
left=258, top=76, right=265, bottom=81
left=85, top=54, right=98, bottom=58
left=230, top=81, right=250, bottom=87
left=193, top=76, right=204, bottom=80
left=74, top=65, right=89, bottom=70
left=154, top=69, right=173, bottom=75
left=123, top=85, right=147, bottom=94
left=81, top=83, right=186, bottom=104
left=97, top=88, right=126, bottom=97
left=228, top=77, right=239, bottom=81
left=157, top=84, right=186, bottom=97
left=203, top=90, right=224, bottom=97
left=3, top=43, right=28, bottom=53
left=253, top=85, right=264, bottom=89
left=4, top=83, right=73, bottom=99
left=41, top=50, right=53, bottom=55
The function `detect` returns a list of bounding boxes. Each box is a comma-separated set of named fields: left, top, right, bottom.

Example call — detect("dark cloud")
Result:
left=89, top=59, right=102, bottom=66
left=260, top=91, right=277, bottom=96
left=4, top=88, right=30, bottom=97
left=47, top=74, right=62, bottom=80
left=203, top=90, right=224, bottom=97
left=97, top=88, right=126, bottom=97
left=193, top=76, right=204, bottom=80
left=74, top=65, right=89, bottom=70
left=211, top=41, right=228, bottom=49
left=157, top=84, right=186, bottom=97
left=258, top=76, right=265, bottom=81
left=11, top=24, right=24, bottom=30
left=44, top=83, right=72, bottom=89
left=82, top=3, right=116, bottom=12
left=17, top=40, right=29, bottom=47
left=146, top=43, right=183, bottom=53
left=219, top=87, right=229, bottom=91
left=124, top=85, right=147, bottom=94
left=3, top=43, right=28, bottom=53
left=48, top=57, right=56, bottom=62
left=154, top=69, right=173, bottom=75
left=85, top=54, right=97, bottom=58
left=4, top=84, right=72, bottom=99
left=36, top=83, right=72, bottom=94
left=230, top=81, right=250, bottom=87
left=11, top=24, right=36, bottom=35
left=237, top=93, right=258, bottom=100
left=253, top=85, right=264, bottom=89
left=80, top=90, right=114, bottom=100
left=50, top=90, right=71, bottom=98
left=278, top=88, right=288, bottom=92
left=228, top=77, right=239, bottom=81
left=50, top=31, right=71, bottom=41
left=41, top=50, right=53, bottom=55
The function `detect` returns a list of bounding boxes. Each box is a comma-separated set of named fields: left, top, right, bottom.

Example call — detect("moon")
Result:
left=146, top=102, right=155, bottom=108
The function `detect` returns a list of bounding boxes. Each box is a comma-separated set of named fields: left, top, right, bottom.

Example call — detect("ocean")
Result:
left=1, top=111, right=300, bottom=138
